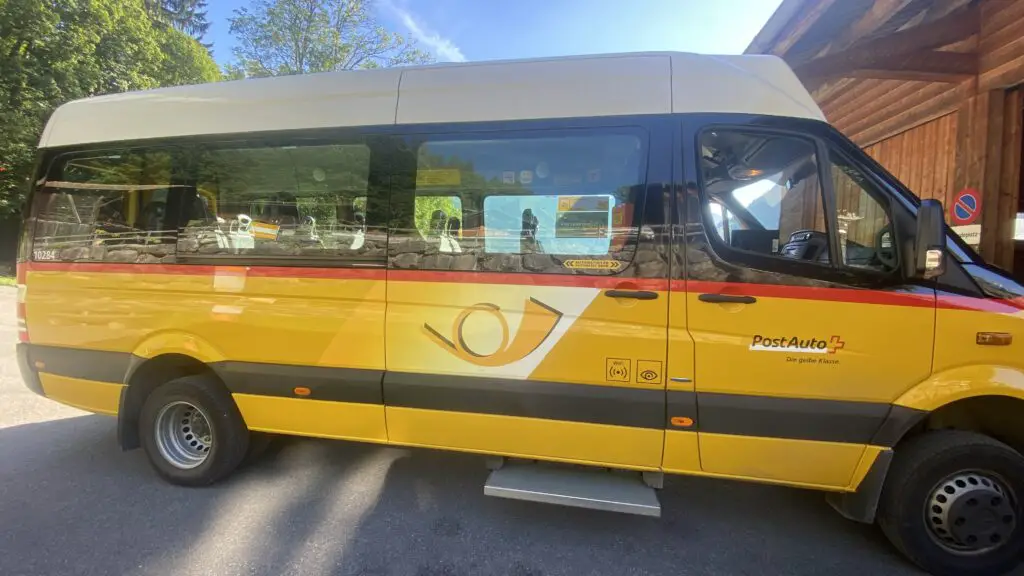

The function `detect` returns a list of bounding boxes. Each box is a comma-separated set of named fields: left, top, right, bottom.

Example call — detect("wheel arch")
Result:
left=118, top=340, right=229, bottom=451
left=898, top=395, right=1024, bottom=457
left=830, top=387, right=1024, bottom=525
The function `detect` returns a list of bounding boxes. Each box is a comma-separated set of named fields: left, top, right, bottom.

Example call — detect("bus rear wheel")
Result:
left=139, top=375, right=250, bottom=486
left=878, top=430, right=1024, bottom=576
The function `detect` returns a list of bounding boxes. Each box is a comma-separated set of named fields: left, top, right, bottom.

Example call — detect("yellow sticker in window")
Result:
left=562, top=259, right=621, bottom=270
left=251, top=221, right=280, bottom=240
left=416, top=169, right=462, bottom=187
left=558, top=195, right=610, bottom=212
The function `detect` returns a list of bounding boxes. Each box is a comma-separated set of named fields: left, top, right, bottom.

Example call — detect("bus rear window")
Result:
left=30, top=150, right=179, bottom=263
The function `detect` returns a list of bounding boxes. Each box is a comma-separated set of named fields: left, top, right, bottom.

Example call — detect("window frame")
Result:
left=692, top=124, right=838, bottom=277
left=688, top=119, right=908, bottom=285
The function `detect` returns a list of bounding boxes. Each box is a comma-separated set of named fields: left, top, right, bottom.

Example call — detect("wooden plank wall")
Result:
left=863, top=113, right=958, bottom=205
left=996, top=88, right=1022, bottom=266
left=809, top=0, right=1024, bottom=268
left=823, top=76, right=974, bottom=147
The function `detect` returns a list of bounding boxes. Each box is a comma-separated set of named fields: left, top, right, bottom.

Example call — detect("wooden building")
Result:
left=747, top=0, right=1024, bottom=278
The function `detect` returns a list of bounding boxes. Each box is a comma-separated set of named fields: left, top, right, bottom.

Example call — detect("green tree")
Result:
left=0, top=0, right=220, bottom=217
left=145, top=0, right=211, bottom=41
left=228, top=0, right=434, bottom=78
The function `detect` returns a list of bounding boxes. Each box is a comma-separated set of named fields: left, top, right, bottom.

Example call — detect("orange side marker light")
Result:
left=670, top=416, right=694, bottom=428
left=293, top=386, right=312, bottom=397
left=977, top=332, right=1012, bottom=346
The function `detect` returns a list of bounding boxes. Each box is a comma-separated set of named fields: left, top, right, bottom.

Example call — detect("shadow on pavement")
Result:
left=0, top=415, right=918, bottom=576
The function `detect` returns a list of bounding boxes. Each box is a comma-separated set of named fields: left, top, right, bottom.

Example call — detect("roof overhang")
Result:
left=747, top=0, right=980, bottom=95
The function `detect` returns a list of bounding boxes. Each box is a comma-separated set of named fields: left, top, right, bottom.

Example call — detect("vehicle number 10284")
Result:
left=33, top=249, right=59, bottom=261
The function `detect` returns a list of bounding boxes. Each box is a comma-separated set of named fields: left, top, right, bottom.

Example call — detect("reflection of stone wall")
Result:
left=176, top=225, right=388, bottom=259
left=55, top=243, right=177, bottom=264
left=33, top=220, right=93, bottom=242
left=387, top=233, right=672, bottom=278
left=34, top=219, right=178, bottom=264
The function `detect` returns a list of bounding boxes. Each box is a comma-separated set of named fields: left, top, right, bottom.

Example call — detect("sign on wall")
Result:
left=950, top=188, right=982, bottom=247
left=950, top=188, right=982, bottom=225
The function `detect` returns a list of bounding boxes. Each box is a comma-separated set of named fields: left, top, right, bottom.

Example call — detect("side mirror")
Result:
left=915, top=199, right=946, bottom=279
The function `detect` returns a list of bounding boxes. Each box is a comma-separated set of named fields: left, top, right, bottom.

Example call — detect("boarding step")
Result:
left=484, top=463, right=661, bottom=517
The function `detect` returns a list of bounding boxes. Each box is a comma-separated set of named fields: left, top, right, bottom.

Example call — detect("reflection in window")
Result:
left=397, top=132, right=646, bottom=273
left=699, top=131, right=829, bottom=264
left=416, top=196, right=463, bottom=253
left=483, top=195, right=615, bottom=255
left=31, top=150, right=179, bottom=263
left=178, top=143, right=375, bottom=259
left=830, top=153, right=896, bottom=271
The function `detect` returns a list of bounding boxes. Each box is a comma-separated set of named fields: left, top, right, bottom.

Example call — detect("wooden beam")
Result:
left=845, top=51, right=978, bottom=82
left=769, top=0, right=839, bottom=57
left=794, top=2, right=980, bottom=82
left=814, top=0, right=916, bottom=60
left=745, top=0, right=812, bottom=54
left=996, top=89, right=1022, bottom=270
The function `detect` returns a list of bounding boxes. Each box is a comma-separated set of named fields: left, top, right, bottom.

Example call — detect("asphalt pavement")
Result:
left=0, top=286, right=927, bottom=576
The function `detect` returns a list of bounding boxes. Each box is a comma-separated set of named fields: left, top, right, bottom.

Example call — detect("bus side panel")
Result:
left=24, top=264, right=389, bottom=443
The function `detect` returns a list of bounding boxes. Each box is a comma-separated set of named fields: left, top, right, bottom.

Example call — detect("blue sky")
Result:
left=205, top=0, right=783, bottom=66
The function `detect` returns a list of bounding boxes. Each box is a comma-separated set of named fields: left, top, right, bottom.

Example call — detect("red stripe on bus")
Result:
left=683, top=280, right=937, bottom=308
left=387, top=269, right=667, bottom=290
left=936, top=294, right=1024, bottom=314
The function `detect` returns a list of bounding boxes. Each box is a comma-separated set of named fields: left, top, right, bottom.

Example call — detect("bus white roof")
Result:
left=39, top=52, right=824, bottom=149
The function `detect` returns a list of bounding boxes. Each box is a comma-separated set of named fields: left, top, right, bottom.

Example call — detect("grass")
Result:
left=0, top=276, right=15, bottom=287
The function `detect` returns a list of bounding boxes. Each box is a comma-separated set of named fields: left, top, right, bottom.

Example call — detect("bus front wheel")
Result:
left=878, top=430, right=1024, bottom=576
left=138, top=375, right=250, bottom=486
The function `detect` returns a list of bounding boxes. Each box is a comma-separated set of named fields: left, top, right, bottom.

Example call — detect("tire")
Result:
left=242, top=432, right=274, bottom=467
left=139, top=375, right=250, bottom=486
left=878, top=430, right=1024, bottom=576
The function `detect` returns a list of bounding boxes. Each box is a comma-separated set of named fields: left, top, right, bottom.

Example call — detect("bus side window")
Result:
left=389, top=128, right=649, bottom=275
left=176, top=142, right=380, bottom=263
left=30, top=149, right=179, bottom=263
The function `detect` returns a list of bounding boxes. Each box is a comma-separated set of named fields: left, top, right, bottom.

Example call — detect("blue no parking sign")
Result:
left=950, top=188, right=982, bottom=226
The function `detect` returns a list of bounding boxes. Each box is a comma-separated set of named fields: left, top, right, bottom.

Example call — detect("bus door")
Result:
left=382, top=121, right=674, bottom=469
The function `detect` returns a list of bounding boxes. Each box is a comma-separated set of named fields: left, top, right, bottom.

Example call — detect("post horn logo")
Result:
left=424, top=298, right=563, bottom=367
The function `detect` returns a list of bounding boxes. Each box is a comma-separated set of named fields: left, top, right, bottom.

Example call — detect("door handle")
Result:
left=698, top=293, right=757, bottom=304
left=605, top=290, right=659, bottom=300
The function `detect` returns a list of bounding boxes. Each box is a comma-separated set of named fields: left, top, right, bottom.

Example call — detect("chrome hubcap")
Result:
left=154, top=401, right=212, bottom=469
left=926, top=471, right=1016, bottom=554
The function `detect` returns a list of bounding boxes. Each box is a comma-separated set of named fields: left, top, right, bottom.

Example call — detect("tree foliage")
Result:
left=228, top=0, right=434, bottom=78
left=0, top=0, right=220, bottom=217
left=144, top=0, right=211, bottom=41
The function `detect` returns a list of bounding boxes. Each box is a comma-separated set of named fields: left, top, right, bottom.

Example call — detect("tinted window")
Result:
left=829, top=152, right=897, bottom=272
left=31, top=149, right=180, bottom=263
left=699, top=130, right=830, bottom=264
left=391, top=130, right=647, bottom=273
left=177, top=143, right=380, bottom=261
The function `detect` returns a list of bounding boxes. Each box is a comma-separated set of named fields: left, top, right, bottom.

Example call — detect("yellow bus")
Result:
left=16, top=53, right=1024, bottom=576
